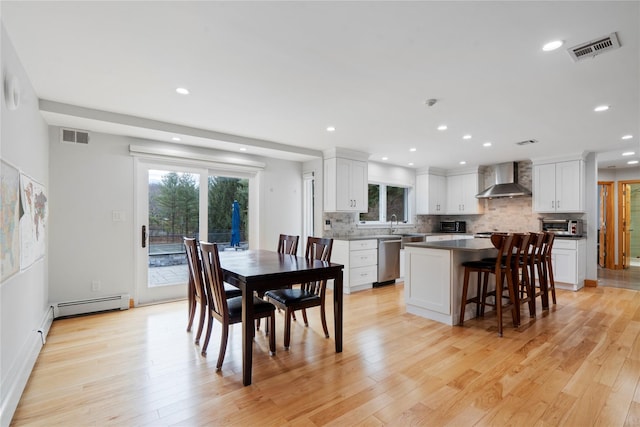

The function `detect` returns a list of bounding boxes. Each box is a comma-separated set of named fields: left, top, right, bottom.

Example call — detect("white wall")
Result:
left=49, top=130, right=304, bottom=303
left=258, top=157, right=303, bottom=250
left=0, top=24, right=50, bottom=427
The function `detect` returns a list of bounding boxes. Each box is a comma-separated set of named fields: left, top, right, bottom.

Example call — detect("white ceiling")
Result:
left=2, top=1, right=639, bottom=170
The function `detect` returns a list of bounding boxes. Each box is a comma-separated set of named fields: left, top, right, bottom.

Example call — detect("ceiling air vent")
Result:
left=60, top=128, right=90, bottom=144
left=568, top=32, right=620, bottom=62
left=516, top=139, right=538, bottom=146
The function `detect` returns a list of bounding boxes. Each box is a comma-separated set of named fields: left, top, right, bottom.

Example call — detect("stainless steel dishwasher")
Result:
left=376, top=238, right=401, bottom=286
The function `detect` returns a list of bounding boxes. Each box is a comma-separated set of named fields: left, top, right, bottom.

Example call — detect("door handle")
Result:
left=141, top=225, right=147, bottom=248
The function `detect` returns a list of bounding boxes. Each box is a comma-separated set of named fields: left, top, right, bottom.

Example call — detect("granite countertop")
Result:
left=404, top=239, right=496, bottom=251
left=329, top=232, right=467, bottom=241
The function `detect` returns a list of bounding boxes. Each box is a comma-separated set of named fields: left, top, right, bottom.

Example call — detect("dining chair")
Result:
left=277, top=234, right=299, bottom=255
left=184, top=238, right=242, bottom=343
left=199, top=241, right=276, bottom=369
left=265, top=236, right=333, bottom=349
left=258, top=234, right=301, bottom=333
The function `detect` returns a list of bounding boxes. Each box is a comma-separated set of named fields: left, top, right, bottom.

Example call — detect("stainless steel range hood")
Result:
left=475, top=162, right=532, bottom=199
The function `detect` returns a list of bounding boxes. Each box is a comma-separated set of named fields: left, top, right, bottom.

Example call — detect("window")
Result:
left=359, top=183, right=409, bottom=223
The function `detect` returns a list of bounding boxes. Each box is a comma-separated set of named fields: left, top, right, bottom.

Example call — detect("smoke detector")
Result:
left=425, top=98, right=438, bottom=107
left=568, top=32, right=621, bottom=62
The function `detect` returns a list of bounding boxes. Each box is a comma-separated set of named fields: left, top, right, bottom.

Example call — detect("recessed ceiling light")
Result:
left=622, top=135, right=633, bottom=140
left=622, top=151, right=635, bottom=156
left=483, top=142, right=492, bottom=147
left=409, top=148, right=417, bottom=152
left=628, top=160, right=639, bottom=165
left=326, top=126, right=336, bottom=132
left=463, top=134, right=472, bottom=140
left=176, top=87, right=190, bottom=95
left=542, top=40, right=564, bottom=51
left=408, top=162, right=414, bottom=166
left=239, top=147, right=247, bottom=152
left=382, top=156, right=388, bottom=161
left=459, top=161, right=466, bottom=165
left=437, top=125, right=448, bottom=131
left=171, top=137, right=181, bottom=141
left=594, top=105, right=609, bottom=112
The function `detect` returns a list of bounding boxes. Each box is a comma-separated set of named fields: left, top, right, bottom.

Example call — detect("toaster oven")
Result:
left=540, top=218, right=583, bottom=236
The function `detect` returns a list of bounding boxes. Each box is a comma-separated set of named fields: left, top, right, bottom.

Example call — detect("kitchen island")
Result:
left=403, top=239, right=497, bottom=325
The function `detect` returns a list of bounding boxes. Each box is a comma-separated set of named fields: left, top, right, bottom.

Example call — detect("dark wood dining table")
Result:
left=218, top=249, right=344, bottom=386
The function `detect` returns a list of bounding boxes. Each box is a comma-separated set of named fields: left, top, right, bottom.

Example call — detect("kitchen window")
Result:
left=359, top=183, right=409, bottom=224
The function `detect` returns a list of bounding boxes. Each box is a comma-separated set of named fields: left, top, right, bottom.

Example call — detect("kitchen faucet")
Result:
left=389, top=213, right=398, bottom=234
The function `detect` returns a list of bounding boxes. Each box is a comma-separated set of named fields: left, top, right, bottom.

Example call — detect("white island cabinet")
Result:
left=404, top=240, right=496, bottom=325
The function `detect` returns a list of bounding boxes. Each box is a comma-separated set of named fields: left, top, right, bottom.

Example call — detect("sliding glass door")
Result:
left=135, top=160, right=251, bottom=305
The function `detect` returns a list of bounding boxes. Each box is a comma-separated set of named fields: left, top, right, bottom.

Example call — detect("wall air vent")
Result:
left=568, top=32, right=620, bottom=62
left=60, top=128, right=90, bottom=144
left=516, top=139, right=538, bottom=146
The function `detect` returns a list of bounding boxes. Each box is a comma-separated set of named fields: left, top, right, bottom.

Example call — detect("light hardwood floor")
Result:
left=11, top=277, right=640, bottom=426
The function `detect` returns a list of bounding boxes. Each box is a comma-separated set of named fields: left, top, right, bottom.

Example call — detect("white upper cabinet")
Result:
left=324, top=149, right=368, bottom=212
left=445, top=171, right=484, bottom=215
left=533, top=159, right=584, bottom=213
left=416, top=172, right=446, bottom=215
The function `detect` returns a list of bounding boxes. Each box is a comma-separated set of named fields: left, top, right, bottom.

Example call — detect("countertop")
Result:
left=404, top=239, right=496, bottom=252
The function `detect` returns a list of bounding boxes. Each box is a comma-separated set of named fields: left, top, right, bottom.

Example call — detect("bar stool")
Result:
left=528, top=232, right=549, bottom=310
left=514, top=233, right=536, bottom=318
left=459, top=233, right=518, bottom=336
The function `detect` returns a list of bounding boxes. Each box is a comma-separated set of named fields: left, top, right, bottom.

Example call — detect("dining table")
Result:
left=218, top=249, right=344, bottom=386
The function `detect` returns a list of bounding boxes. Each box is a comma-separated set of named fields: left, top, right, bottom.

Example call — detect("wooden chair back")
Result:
left=199, top=241, right=229, bottom=323
left=184, top=238, right=206, bottom=304
left=490, top=233, right=514, bottom=271
left=302, top=237, right=333, bottom=296
left=542, top=232, right=555, bottom=258
left=277, top=234, right=299, bottom=255
left=305, top=236, right=333, bottom=263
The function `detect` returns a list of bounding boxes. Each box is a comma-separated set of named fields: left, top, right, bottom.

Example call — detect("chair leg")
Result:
left=547, top=256, right=557, bottom=304
left=459, top=267, right=471, bottom=326
left=505, top=268, right=519, bottom=328
left=284, top=309, right=292, bottom=350
left=269, top=314, right=276, bottom=355
left=195, top=301, right=206, bottom=345
left=216, top=324, right=229, bottom=370
left=301, top=308, right=309, bottom=326
left=201, top=314, right=213, bottom=356
left=496, top=273, right=504, bottom=337
left=320, top=302, right=329, bottom=338
left=480, top=271, right=490, bottom=316
left=186, top=297, right=196, bottom=332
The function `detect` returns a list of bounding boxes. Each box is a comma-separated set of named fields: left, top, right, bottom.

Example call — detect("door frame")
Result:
left=617, top=179, right=640, bottom=269
left=134, top=159, right=209, bottom=305
left=598, top=181, right=615, bottom=269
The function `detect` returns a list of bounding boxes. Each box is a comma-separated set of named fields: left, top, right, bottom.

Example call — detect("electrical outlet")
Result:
left=324, top=219, right=332, bottom=231
left=91, top=280, right=101, bottom=291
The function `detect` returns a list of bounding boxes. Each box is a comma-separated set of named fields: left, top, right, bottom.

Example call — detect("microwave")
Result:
left=440, top=221, right=466, bottom=233
left=541, top=218, right=583, bottom=236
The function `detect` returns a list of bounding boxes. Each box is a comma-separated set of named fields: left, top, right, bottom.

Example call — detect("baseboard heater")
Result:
left=53, top=294, right=130, bottom=318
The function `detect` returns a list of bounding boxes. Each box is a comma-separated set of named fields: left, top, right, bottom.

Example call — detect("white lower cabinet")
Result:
left=331, top=239, right=377, bottom=294
left=550, top=238, right=586, bottom=290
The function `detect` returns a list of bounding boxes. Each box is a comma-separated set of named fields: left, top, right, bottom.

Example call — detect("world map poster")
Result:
left=20, top=173, right=48, bottom=270
left=1, top=160, right=21, bottom=282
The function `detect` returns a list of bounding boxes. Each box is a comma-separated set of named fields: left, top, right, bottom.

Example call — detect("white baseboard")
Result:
left=1, top=307, right=53, bottom=427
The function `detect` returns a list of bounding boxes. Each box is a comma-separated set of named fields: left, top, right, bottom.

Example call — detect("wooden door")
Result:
left=621, top=183, right=631, bottom=269
left=598, top=182, right=615, bottom=269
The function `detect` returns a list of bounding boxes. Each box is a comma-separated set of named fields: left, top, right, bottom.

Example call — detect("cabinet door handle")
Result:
left=552, top=201, right=555, bottom=208
left=557, top=200, right=560, bottom=209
